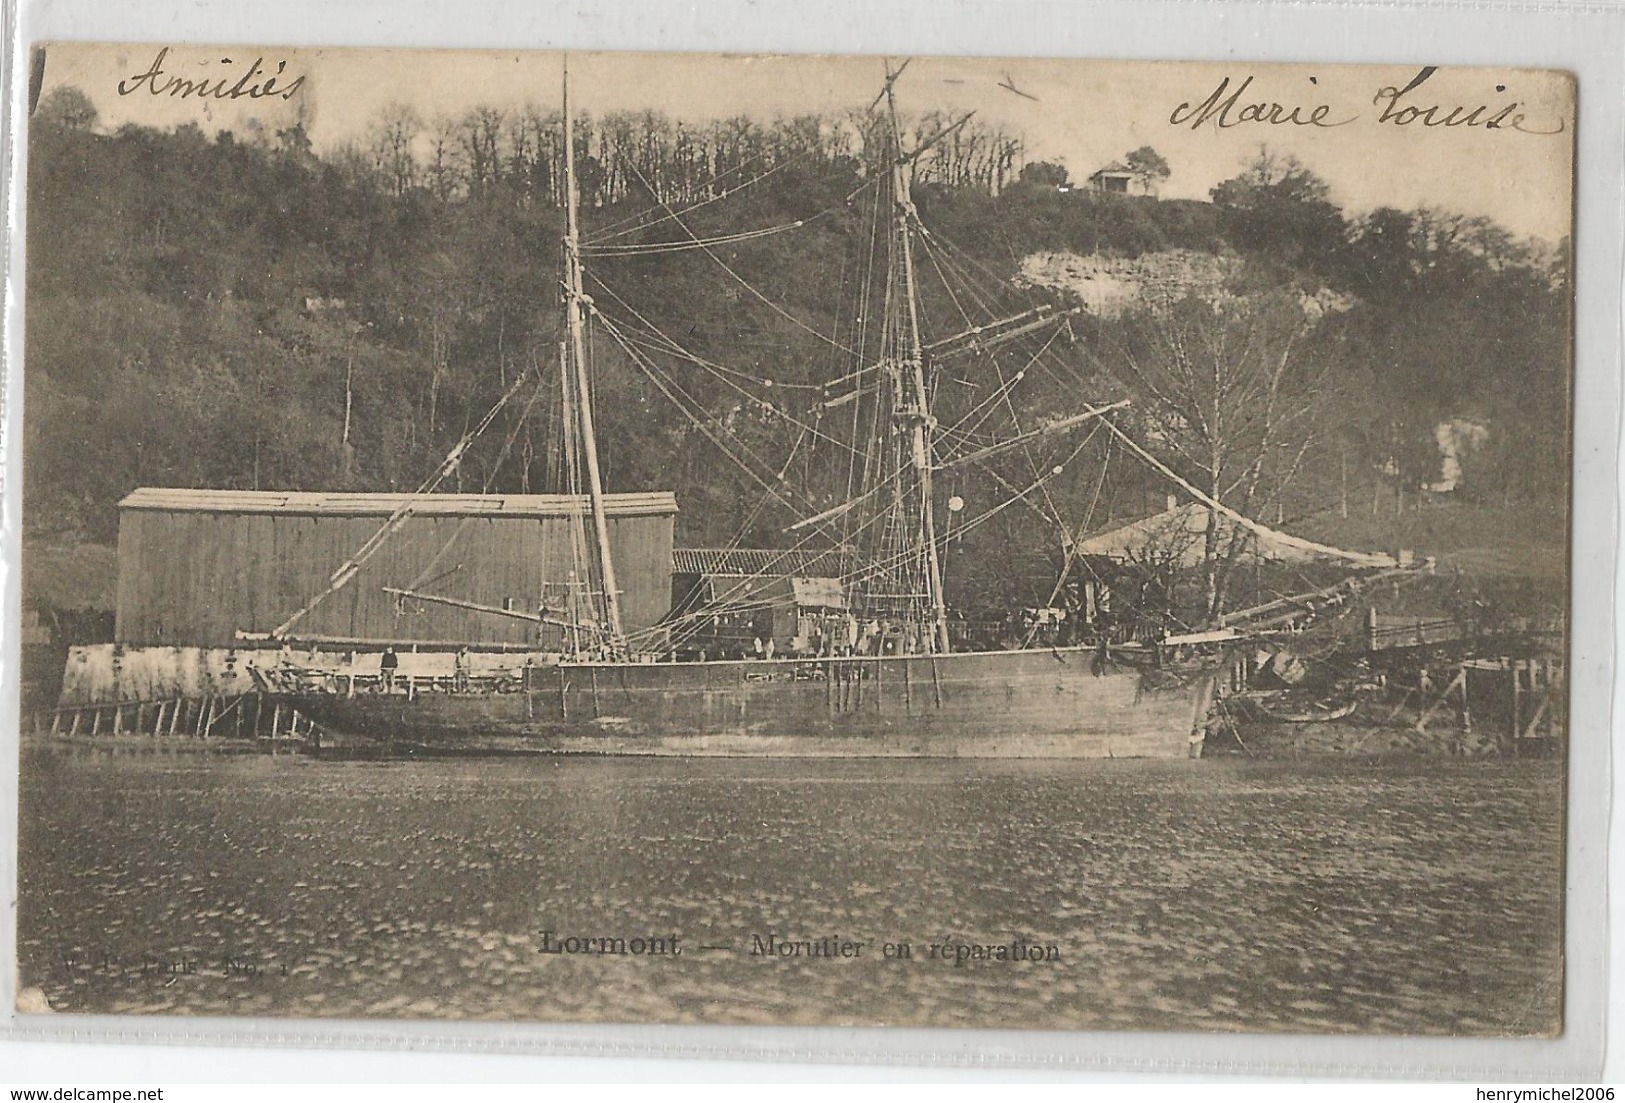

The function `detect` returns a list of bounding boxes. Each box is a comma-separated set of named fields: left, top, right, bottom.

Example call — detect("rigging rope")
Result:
left=617, top=333, right=862, bottom=459
left=621, top=159, right=859, bottom=357
left=266, top=370, right=534, bottom=640
left=1022, top=432, right=1114, bottom=646
left=587, top=150, right=824, bottom=244
left=587, top=273, right=862, bottom=460
left=913, top=227, right=1075, bottom=538
left=586, top=272, right=823, bottom=390
left=582, top=217, right=817, bottom=256
left=401, top=361, right=555, bottom=595
left=1094, top=416, right=1399, bottom=569
left=593, top=311, right=811, bottom=515
left=628, top=501, right=894, bottom=651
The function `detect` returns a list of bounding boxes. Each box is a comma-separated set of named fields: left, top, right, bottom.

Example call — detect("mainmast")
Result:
left=883, top=69, right=951, bottom=653
left=562, top=57, right=626, bottom=651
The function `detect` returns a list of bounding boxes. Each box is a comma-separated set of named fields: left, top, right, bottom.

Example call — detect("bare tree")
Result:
left=370, top=103, right=422, bottom=197
left=1099, top=292, right=1341, bottom=621
left=425, top=114, right=461, bottom=200
left=458, top=106, right=506, bottom=197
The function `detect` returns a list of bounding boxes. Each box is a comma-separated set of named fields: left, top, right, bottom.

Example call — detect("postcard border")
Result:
left=1, top=0, right=1617, bottom=1082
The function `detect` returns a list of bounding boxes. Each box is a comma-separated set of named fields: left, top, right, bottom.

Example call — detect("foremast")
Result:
left=561, top=58, right=627, bottom=654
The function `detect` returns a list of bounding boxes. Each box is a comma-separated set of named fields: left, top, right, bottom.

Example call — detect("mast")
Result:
left=562, top=57, right=626, bottom=651
left=883, top=70, right=951, bottom=653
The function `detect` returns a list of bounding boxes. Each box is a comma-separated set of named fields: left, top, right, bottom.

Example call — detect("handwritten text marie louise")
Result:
left=1171, top=67, right=1563, bottom=134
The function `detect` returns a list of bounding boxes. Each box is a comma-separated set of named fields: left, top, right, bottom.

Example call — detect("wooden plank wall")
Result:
left=608, top=514, right=674, bottom=642
left=114, top=510, right=674, bottom=648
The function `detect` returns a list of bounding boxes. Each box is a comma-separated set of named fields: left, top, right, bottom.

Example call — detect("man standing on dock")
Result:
left=380, top=646, right=399, bottom=693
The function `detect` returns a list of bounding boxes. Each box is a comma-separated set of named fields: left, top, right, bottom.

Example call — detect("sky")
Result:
left=34, top=43, right=1576, bottom=243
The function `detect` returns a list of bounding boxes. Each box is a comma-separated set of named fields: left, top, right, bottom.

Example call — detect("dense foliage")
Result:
left=25, top=92, right=1570, bottom=618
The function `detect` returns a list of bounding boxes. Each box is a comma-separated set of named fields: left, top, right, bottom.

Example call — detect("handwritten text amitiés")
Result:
left=117, top=47, right=306, bottom=103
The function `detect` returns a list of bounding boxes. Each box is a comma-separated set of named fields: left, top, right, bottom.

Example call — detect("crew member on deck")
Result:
left=380, top=646, right=399, bottom=692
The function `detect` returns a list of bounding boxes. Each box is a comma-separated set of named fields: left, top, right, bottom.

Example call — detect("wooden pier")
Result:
left=35, top=693, right=328, bottom=753
left=1411, top=655, right=1565, bottom=755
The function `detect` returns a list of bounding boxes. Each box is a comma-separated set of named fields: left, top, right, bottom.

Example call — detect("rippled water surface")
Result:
left=16, top=748, right=1562, bottom=1034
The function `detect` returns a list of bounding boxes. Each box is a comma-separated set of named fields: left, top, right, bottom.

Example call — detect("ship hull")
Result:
left=296, top=647, right=1218, bottom=758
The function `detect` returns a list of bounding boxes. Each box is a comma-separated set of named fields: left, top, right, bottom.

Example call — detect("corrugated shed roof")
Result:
left=672, top=547, right=848, bottom=576
left=118, top=488, right=678, bottom=518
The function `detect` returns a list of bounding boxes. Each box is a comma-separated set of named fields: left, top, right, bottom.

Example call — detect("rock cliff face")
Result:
left=1017, top=249, right=1241, bottom=316
left=1018, top=248, right=1353, bottom=318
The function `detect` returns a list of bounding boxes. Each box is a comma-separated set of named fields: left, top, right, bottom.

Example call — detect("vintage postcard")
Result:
left=13, top=44, right=1575, bottom=1038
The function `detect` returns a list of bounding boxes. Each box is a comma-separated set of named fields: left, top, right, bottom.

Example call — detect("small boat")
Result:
left=1249, top=696, right=1361, bottom=724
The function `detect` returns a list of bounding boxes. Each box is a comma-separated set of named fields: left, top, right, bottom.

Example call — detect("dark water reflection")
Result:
left=16, top=748, right=1562, bottom=1034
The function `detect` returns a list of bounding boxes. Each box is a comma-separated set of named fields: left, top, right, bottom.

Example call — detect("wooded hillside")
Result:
left=24, top=90, right=1570, bottom=615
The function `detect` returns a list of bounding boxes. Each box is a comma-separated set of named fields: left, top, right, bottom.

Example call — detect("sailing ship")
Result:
left=260, top=60, right=1275, bottom=757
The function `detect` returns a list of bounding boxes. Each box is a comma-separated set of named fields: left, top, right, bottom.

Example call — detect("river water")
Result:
left=15, top=747, right=1563, bottom=1035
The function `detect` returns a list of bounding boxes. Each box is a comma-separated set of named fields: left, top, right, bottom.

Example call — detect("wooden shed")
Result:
left=668, top=547, right=851, bottom=658
left=114, top=488, right=678, bottom=649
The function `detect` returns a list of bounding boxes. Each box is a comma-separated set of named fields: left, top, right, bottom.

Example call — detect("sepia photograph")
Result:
left=12, top=43, right=1576, bottom=1039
